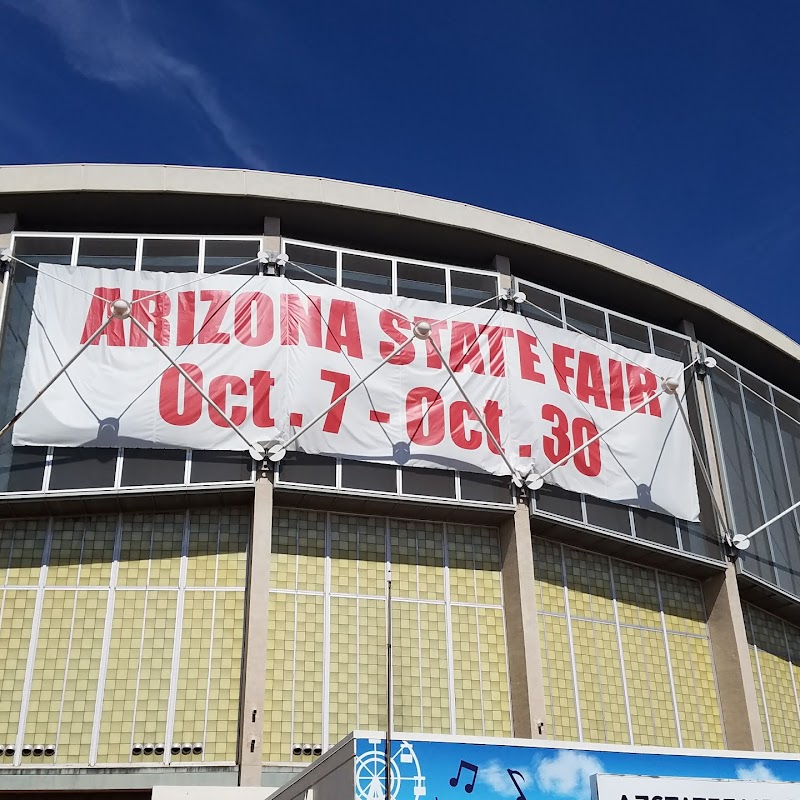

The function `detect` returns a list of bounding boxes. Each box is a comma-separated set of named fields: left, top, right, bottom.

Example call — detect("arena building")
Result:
left=0, top=164, right=798, bottom=798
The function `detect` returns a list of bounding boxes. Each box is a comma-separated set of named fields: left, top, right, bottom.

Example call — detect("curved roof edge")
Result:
left=1, top=162, right=797, bottom=365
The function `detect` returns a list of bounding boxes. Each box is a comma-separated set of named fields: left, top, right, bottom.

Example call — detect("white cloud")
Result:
left=480, top=760, right=533, bottom=798
left=0, top=0, right=267, bottom=168
left=535, top=750, right=605, bottom=800
left=736, top=763, right=780, bottom=782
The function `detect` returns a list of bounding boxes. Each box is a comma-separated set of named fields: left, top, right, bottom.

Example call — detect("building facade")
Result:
left=0, top=164, right=798, bottom=796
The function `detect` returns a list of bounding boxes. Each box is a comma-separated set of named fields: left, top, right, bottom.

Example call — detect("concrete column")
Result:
left=499, top=500, right=547, bottom=738
left=0, top=213, right=17, bottom=352
left=0, top=213, right=16, bottom=248
left=492, top=254, right=511, bottom=276
left=239, top=468, right=274, bottom=786
left=261, top=217, right=281, bottom=273
left=703, top=565, right=765, bottom=750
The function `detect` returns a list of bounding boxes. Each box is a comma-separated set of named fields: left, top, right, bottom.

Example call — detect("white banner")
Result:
left=13, top=265, right=699, bottom=519
left=592, top=773, right=800, bottom=800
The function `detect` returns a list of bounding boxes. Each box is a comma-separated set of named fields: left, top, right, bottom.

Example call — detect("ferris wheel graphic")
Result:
left=355, top=739, right=427, bottom=800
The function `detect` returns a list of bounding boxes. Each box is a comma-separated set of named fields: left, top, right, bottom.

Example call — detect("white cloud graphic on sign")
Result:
left=480, top=760, right=533, bottom=798
left=535, top=750, right=605, bottom=800
left=736, top=763, right=780, bottom=782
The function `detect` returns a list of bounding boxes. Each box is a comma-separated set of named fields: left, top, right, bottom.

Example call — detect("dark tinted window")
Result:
left=191, top=450, right=253, bottom=483
left=342, top=253, right=392, bottom=294
left=652, top=330, right=691, bottom=364
left=774, top=389, right=800, bottom=421
left=0, top=239, right=74, bottom=493
left=633, top=509, right=678, bottom=548
left=285, top=244, right=336, bottom=285
left=680, top=520, right=723, bottom=560
left=141, top=239, right=199, bottom=272
left=12, top=236, right=73, bottom=265
left=519, top=286, right=563, bottom=328
left=49, top=448, right=117, bottom=490
left=609, top=315, right=651, bottom=353
left=279, top=451, right=336, bottom=486
left=121, top=449, right=186, bottom=486
left=401, top=467, right=455, bottom=498
left=533, top=484, right=583, bottom=521
left=585, top=496, right=631, bottom=534
left=740, top=370, right=771, bottom=402
left=710, top=368, right=776, bottom=584
left=341, top=460, right=397, bottom=492
left=460, top=472, right=511, bottom=504
left=397, top=263, right=446, bottom=303
left=78, top=237, right=136, bottom=269
left=449, top=270, right=497, bottom=308
left=204, top=240, right=260, bottom=274
left=3, top=447, right=47, bottom=492
left=564, top=300, right=607, bottom=340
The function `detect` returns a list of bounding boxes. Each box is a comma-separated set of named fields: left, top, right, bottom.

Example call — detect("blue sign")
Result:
left=354, top=736, right=800, bottom=800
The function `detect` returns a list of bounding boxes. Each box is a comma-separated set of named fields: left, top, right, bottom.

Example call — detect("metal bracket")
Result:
left=258, top=250, right=288, bottom=277
left=695, top=355, right=717, bottom=382
left=500, top=286, right=526, bottom=313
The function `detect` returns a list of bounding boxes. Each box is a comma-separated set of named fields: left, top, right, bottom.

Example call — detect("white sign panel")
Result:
left=13, top=265, right=700, bottom=519
left=593, top=773, right=800, bottom=800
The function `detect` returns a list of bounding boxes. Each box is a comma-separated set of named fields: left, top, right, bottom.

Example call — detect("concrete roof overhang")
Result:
left=0, top=163, right=797, bottom=394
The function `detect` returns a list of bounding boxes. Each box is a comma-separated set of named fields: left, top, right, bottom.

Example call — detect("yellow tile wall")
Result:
left=99, top=590, right=177, bottom=763
left=478, top=606, right=511, bottom=737
left=263, top=591, right=296, bottom=762
left=46, top=520, right=84, bottom=587
left=669, top=633, right=725, bottom=749
left=746, top=603, right=800, bottom=752
left=4, top=519, right=47, bottom=585
left=447, top=527, right=476, bottom=604
left=623, top=627, right=677, bottom=747
left=419, top=603, right=450, bottom=734
left=0, top=509, right=248, bottom=768
left=293, top=593, right=324, bottom=763
left=24, top=590, right=106, bottom=765
left=539, top=613, right=579, bottom=740
left=0, top=590, right=37, bottom=745
left=451, top=604, right=483, bottom=735
left=613, top=561, right=661, bottom=630
left=571, top=619, right=627, bottom=744
left=171, top=592, right=213, bottom=764
left=388, top=519, right=446, bottom=602
left=266, top=509, right=510, bottom=759
left=533, top=538, right=724, bottom=749
left=55, top=591, right=106, bottom=764
left=329, top=596, right=358, bottom=743
left=392, top=601, right=422, bottom=732
left=97, top=589, right=146, bottom=763
left=205, top=591, right=244, bottom=762
left=358, top=598, right=387, bottom=731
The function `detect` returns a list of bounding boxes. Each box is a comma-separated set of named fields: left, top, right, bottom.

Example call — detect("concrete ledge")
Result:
left=0, top=163, right=796, bottom=365
left=0, top=765, right=238, bottom=791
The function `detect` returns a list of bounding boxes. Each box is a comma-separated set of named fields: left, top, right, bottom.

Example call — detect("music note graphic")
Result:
left=449, top=760, right=478, bottom=793
left=507, top=768, right=527, bottom=800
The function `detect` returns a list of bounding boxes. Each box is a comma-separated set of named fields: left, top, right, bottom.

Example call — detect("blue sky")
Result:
left=2, top=0, right=799, bottom=342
